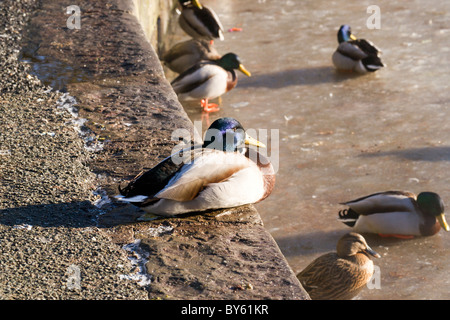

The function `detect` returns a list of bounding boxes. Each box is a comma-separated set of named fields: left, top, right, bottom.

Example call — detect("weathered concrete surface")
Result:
left=1, top=0, right=309, bottom=299
left=0, top=0, right=149, bottom=300
left=21, top=0, right=196, bottom=201
left=136, top=206, right=306, bottom=300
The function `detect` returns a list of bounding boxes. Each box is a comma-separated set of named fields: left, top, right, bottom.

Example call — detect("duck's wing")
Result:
left=180, top=6, right=224, bottom=40
left=162, top=40, right=198, bottom=64
left=202, top=6, right=225, bottom=40
left=352, top=39, right=384, bottom=71
left=170, top=62, right=218, bottom=94
left=297, top=253, right=335, bottom=287
left=155, top=149, right=253, bottom=202
left=336, top=41, right=368, bottom=61
left=362, top=55, right=385, bottom=71
left=352, top=39, right=382, bottom=56
left=118, top=154, right=185, bottom=200
left=297, top=253, right=343, bottom=299
left=340, top=191, right=417, bottom=215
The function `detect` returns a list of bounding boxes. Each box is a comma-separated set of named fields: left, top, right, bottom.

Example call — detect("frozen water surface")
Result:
left=170, top=0, right=450, bottom=299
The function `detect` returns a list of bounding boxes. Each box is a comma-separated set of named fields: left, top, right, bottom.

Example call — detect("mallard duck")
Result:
left=338, top=191, right=449, bottom=238
left=162, top=39, right=221, bottom=74
left=332, top=24, right=384, bottom=74
left=170, top=52, right=251, bottom=112
left=297, top=232, right=380, bottom=300
left=115, top=118, right=275, bottom=220
left=178, top=0, right=224, bottom=42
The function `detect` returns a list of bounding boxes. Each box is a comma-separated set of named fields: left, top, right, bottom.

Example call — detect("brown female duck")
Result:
left=297, top=232, right=380, bottom=300
left=161, top=39, right=221, bottom=74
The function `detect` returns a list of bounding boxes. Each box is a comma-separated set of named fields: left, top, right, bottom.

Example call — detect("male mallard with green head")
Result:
left=162, top=39, right=221, bottom=74
left=178, top=0, right=224, bottom=42
left=338, top=191, right=449, bottom=238
left=115, top=118, right=275, bottom=220
left=332, top=24, right=384, bottom=74
left=171, top=52, right=251, bottom=112
left=297, top=232, right=380, bottom=300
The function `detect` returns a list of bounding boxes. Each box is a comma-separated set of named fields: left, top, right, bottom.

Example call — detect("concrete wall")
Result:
left=131, top=0, right=177, bottom=54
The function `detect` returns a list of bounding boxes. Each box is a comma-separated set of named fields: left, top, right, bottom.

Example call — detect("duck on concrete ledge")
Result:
left=115, top=118, right=275, bottom=220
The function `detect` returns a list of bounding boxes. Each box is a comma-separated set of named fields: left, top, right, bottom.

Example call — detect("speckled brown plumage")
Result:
left=162, top=39, right=221, bottom=74
left=297, top=233, right=380, bottom=300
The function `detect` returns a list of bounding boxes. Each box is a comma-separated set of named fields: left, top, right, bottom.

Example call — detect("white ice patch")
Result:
left=142, top=225, right=174, bottom=237
left=12, top=224, right=33, bottom=231
left=55, top=92, right=104, bottom=153
left=120, top=240, right=152, bottom=287
left=55, top=93, right=108, bottom=216
left=114, top=194, right=148, bottom=203
left=92, top=187, right=111, bottom=209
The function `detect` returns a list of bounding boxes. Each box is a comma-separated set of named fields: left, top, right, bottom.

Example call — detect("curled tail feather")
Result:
left=338, top=208, right=359, bottom=227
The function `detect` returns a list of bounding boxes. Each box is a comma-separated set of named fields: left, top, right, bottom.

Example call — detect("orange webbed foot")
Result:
left=203, top=104, right=220, bottom=112
left=201, top=99, right=220, bottom=113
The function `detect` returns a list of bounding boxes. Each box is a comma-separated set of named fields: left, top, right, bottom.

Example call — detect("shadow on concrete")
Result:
left=0, top=201, right=101, bottom=228
left=0, top=200, right=155, bottom=228
left=0, top=200, right=152, bottom=228
left=0, top=196, right=195, bottom=228
left=359, top=146, right=450, bottom=162
left=0, top=199, right=251, bottom=229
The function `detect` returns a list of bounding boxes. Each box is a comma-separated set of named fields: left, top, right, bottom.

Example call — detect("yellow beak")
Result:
left=192, top=0, right=203, bottom=9
left=238, top=64, right=252, bottom=77
left=437, top=213, right=450, bottom=231
left=245, top=133, right=265, bottom=148
left=350, top=34, right=357, bottom=41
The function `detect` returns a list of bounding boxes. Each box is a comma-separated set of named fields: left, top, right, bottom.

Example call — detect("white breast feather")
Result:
left=354, top=211, right=421, bottom=235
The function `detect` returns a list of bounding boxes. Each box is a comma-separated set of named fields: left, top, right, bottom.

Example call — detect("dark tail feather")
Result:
left=362, top=55, right=384, bottom=72
left=118, top=184, right=126, bottom=196
left=117, top=170, right=147, bottom=197
left=338, top=208, right=359, bottom=227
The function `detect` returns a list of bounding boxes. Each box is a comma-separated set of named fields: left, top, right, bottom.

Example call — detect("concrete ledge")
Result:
left=19, top=0, right=309, bottom=299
